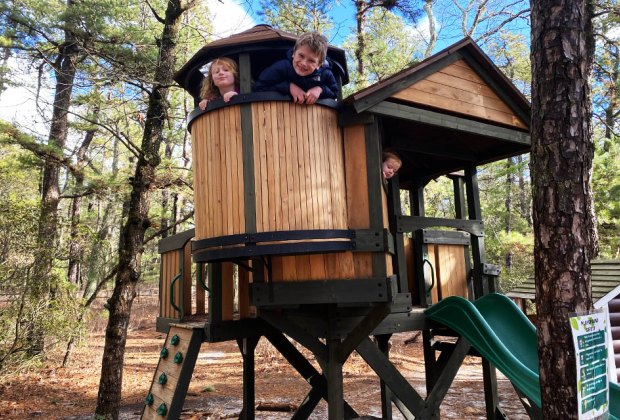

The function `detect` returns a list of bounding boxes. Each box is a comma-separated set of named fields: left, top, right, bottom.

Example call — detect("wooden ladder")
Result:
left=141, top=323, right=204, bottom=419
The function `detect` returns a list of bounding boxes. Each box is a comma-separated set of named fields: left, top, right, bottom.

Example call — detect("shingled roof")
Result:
left=174, top=24, right=349, bottom=98
left=340, top=37, right=531, bottom=185
left=343, top=37, right=530, bottom=123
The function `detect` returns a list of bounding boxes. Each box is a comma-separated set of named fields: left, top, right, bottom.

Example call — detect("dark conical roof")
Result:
left=174, top=25, right=348, bottom=97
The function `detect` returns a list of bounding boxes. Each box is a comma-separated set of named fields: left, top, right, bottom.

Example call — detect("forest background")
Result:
left=0, top=0, right=618, bottom=416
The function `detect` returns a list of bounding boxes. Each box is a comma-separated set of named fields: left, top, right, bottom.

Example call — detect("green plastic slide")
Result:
left=424, top=293, right=620, bottom=419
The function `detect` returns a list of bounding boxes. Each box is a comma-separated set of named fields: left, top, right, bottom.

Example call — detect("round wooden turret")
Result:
left=175, top=26, right=360, bottom=282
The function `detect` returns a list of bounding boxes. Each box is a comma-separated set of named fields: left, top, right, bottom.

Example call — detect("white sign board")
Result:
left=570, top=309, right=609, bottom=419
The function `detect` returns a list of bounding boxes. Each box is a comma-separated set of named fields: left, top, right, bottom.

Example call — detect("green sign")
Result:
left=570, top=309, right=609, bottom=419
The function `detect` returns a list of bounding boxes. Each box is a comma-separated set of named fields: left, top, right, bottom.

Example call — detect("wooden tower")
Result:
left=144, top=25, right=531, bottom=419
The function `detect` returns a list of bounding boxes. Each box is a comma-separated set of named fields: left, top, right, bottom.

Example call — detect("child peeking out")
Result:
left=253, top=31, right=338, bottom=104
left=199, top=57, right=239, bottom=110
left=382, top=150, right=402, bottom=180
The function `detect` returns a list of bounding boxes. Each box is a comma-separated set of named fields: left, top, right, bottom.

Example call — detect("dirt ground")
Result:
left=0, top=293, right=530, bottom=419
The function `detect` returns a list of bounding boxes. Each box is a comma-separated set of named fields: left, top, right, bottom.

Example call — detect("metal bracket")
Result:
left=482, top=263, right=501, bottom=277
left=352, top=229, right=394, bottom=254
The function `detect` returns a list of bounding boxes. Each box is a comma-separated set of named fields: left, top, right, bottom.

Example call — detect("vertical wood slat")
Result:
left=193, top=102, right=358, bottom=283
left=248, top=102, right=353, bottom=282
left=238, top=266, right=251, bottom=319
left=195, top=264, right=205, bottom=315
left=192, top=105, right=245, bottom=239
left=192, top=106, right=245, bottom=240
left=436, top=244, right=468, bottom=299
left=344, top=124, right=373, bottom=278
left=182, top=242, right=192, bottom=315
left=221, top=262, right=234, bottom=321
left=160, top=251, right=180, bottom=319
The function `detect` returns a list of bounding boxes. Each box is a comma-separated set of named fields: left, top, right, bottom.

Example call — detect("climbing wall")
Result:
left=142, top=324, right=204, bottom=419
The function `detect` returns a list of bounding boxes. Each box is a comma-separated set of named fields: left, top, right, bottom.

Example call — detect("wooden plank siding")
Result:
left=403, top=238, right=469, bottom=304
left=251, top=102, right=354, bottom=281
left=342, top=124, right=393, bottom=279
left=430, top=244, right=468, bottom=301
left=344, top=124, right=372, bottom=279
left=191, top=106, right=245, bottom=240
left=251, top=102, right=347, bottom=232
left=160, top=249, right=191, bottom=319
left=391, top=59, right=528, bottom=130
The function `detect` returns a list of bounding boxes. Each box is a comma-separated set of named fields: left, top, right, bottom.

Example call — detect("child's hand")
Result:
left=199, top=99, right=209, bottom=110
left=222, top=91, right=238, bottom=102
left=289, top=83, right=306, bottom=104
left=305, top=86, right=322, bottom=105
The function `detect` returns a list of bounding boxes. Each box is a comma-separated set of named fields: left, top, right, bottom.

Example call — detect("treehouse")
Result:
left=143, top=25, right=531, bottom=420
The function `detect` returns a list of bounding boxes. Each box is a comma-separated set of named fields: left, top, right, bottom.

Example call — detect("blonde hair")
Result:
left=295, top=32, right=328, bottom=64
left=199, top=57, right=239, bottom=101
left=383, top=150, right=402, bottom=165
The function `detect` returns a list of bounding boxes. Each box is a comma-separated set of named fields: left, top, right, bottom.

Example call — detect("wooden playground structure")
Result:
left=141, top=25, right=532, bottom=419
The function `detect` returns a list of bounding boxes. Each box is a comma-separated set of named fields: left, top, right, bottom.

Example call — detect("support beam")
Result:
left=266, top=333, right=359, bottom=419
left=327, top=338, right=344, bottom=420
left=259, top=310, right=328, bottom=362
left=376, top=335, right=393, bottom=420
left=422, top=338, right=470, bottom=416
left=464, top=164, right=502, bottom=419
left=338, top=303, right=391, bottom=362
left=368, top=101, right=530, bottom=146
left=356, top=337, right=426, bottom=416
left=237, top=336, right=260, bottom=420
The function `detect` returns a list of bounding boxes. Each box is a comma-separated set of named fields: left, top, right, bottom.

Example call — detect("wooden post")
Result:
left=327, top=338, right=344, bottom=420
left=376, top=335, right=393, bottom=419
left=465, top=164, right=502, bottom=420
left=238, top=336, right=259, bottom=420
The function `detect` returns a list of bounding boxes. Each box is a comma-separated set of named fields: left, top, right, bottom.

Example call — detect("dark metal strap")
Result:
left=194, top=240, right=353, bottom=263
left=192, top=229, right=354, bottom=252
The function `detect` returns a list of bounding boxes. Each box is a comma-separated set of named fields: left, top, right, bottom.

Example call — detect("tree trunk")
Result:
left=517, top=154, right=531, bottom=227
left=423, top=0, right=437, bottom=58
left=530, top=0, right=597, bottom=418
left=160, top=140, right=173, bottom=239
left=355, top=0, right=366, bottom=77
left=603, top=45, right=618, bottom=143
left=95, top=1, right=197, bottom=418
left=28, top=0, right=79, bottom=356
left=505, top=157, right=513, bottom=270
left=67, top=106, right=99, bottom=288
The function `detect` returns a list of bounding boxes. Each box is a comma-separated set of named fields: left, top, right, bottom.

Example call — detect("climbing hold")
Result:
left=170, top=334, right=180, bottom=346
left=160, top=347, right=169, bottom=359
left=156, top=402, right=168, bottom=416
left=144, top=393, right=154, bottom=406
left=173, top=351, right=183, bottom=364
left=158, top=372, right=167, bottom=385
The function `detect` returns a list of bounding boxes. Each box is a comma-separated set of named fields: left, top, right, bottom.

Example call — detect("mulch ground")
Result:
left=0, top=294, right=529, bottom=419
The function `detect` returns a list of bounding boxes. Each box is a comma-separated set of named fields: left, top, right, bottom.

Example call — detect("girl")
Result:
left=382, top=150, right=402, bottom=180
left=199, top=57, right=239, bottom=110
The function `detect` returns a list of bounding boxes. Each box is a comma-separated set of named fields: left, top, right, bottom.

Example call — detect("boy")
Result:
left=253, top=31, right=339, bottom=104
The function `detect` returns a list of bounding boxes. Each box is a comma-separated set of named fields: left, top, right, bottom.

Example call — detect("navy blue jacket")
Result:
left=253, top=49, right=339, bottom=100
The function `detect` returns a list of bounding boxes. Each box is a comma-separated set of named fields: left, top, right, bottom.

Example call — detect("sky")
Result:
left=0, top=0, right=435, bottom=136
left=0, top=0, right=258, bottom=136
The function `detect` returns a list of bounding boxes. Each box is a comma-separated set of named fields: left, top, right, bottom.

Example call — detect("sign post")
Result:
left=570, top=309, right=610, bottom=419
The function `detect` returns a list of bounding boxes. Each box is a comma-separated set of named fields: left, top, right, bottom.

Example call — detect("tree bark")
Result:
left=29, top=0, right=79, bottom=356
left=67, top=106, right=99, bottom=287
left=505, top=157, right=513, bottom=270
left=530, top=0, right=597, bottom=418
left=423, top=0, right=437, bottom=58
left=94, top=1, right=197, bottom=418
left=355, top=0, right=367, bottom=76
left=517, top=154, right=531, bottom=227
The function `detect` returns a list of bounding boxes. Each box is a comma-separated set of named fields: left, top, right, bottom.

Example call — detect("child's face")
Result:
left=211, top=63, right=235, bottom=90
left=292, top=45, right=321, bottom=77
left=382, top=157, right=401, bottom=179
